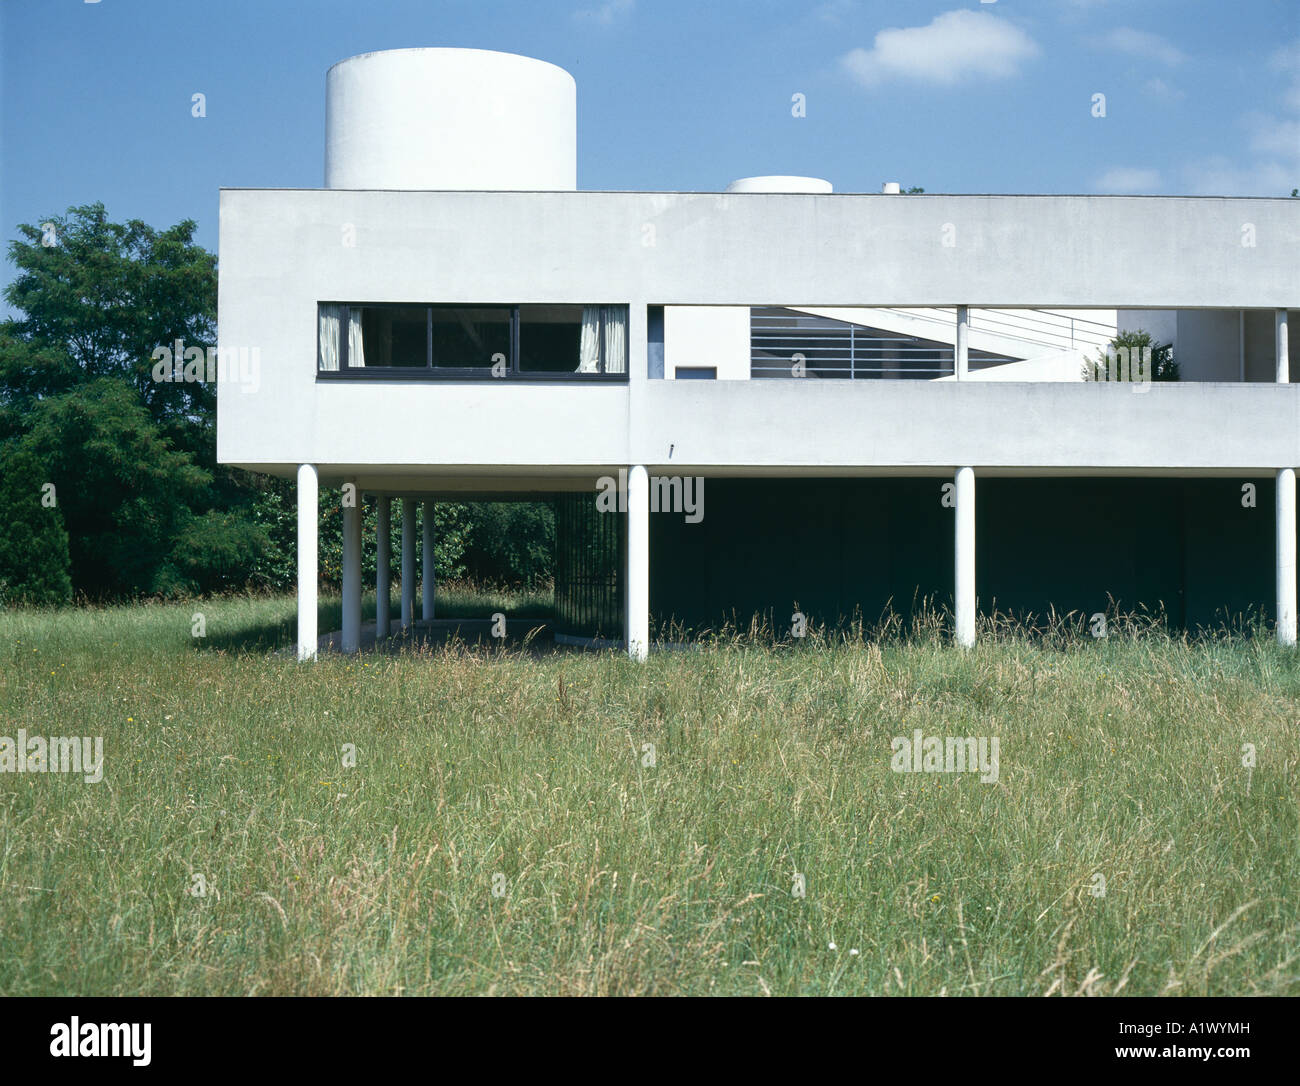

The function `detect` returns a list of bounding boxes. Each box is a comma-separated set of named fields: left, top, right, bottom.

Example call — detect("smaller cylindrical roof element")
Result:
left=724, top=175, right=834, bottom=193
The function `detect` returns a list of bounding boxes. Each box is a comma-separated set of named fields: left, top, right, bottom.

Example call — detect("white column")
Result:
left=296, top=464, right=318, bottom=661
left=422, top=500, right=435, bottom=620
left=954, top=466, right=976, bottom=648
left=1277, top=309, right=1290, bottom=383
left=626, top=465, right=650, bottom=661
left=1278, top=468, right=1297, bottom=646
left=375, top=498, right=390, bottom=642
left=341, top=478, right=361, bottom=653
left=401, top=498, right=416, bottom=628
left=955, top=306, right=969, bottom=380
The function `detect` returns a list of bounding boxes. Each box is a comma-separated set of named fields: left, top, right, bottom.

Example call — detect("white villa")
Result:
left=216, top=48, right=1299, bottom=658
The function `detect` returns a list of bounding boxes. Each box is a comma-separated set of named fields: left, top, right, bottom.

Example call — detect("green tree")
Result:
left=17, top=379, right=213, bottom=597
left=0, top=442, right=72, bottom=605
left=460, top=502, right=555, bottom=586
left=4, top=204, right=216, bottom=450
left=2, top=204, right=270, bottom=598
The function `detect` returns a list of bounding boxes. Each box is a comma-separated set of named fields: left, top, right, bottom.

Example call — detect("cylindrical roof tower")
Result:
left=324, top=48, right=577, bottom=190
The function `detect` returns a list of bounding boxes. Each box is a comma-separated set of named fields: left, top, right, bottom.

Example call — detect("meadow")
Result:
left=0, top=591, right=1296, bottom=996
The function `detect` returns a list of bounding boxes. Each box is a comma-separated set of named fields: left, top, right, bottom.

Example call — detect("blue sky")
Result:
left=1, top=0, right=1297, bottom=313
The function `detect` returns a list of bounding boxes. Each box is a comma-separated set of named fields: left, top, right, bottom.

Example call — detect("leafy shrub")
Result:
left=1083, top=329, right=1178, bottom=382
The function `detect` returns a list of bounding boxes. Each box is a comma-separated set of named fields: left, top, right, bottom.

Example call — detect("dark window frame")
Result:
left=317, top=302, right=629, bottom=382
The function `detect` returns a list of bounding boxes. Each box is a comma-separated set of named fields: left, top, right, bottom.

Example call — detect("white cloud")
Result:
left=1094, top=27, right=1185, bottom=65
left=573, top=0, right=634, bottom=26
left=841, top=10, right=1039, bottom=89
left=1268, top=39, right=1300, bottom=72
left=1269, top=40, right=1300, bottom=113
left=1248, top=116, right=1300, bottom=158
left=1094, top=167, right=1161, bottom=193
left=1181, top=156, right=1294, bottom=197
left=1142, top=77, right=1183, bottom=102
left=1181, top=40, right=1300, bottom=195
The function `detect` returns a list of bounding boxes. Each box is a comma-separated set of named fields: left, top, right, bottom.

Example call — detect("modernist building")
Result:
left=216, top=48, right=1300, bottom=659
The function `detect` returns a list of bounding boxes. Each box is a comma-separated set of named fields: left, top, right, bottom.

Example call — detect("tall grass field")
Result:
left=0, top=592, right=1296, bottom=996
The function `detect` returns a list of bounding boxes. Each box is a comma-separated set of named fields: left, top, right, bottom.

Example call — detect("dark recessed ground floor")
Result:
left=627, top=477, right=1285, bottom=637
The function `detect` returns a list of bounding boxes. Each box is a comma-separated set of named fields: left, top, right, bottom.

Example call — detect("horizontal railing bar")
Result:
left=751, top=368, right=961, bottom=376
left=753, top=355, right=1017, bottom=364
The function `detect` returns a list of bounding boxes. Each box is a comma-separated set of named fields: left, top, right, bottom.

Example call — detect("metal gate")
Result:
left=553, top=492, right=623, bottom=640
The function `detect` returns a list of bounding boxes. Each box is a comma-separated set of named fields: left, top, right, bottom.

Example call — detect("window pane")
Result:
left=355, top=306, right=427, bottom=367
left=518, top=305, right=585, bottom=372
left=431, top=307, right=511, bottom=369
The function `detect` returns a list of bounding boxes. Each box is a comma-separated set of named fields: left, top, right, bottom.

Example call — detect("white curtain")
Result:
left=579, top=307, right=602, bottom=373
left=318, top=305, right=341, bottom=371
left=602, top=306, right=627, bottom=375
left=579, top=306, right=628, bottom=374
left=347, top=308, right=365, bottom=367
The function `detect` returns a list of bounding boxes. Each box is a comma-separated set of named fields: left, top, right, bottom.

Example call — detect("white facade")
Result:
left=217, top=50, right=1300, bottom=656
left=218, top=187, right=1300, bottom=474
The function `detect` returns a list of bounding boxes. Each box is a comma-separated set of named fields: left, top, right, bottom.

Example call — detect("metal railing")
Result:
left=882, top=306, right=1116, bottom=352
left=750, top=307, right=1016, bottom=379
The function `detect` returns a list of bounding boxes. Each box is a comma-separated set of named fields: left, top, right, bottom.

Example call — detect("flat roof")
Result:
left=216, top=187, right=1297, bottom=200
